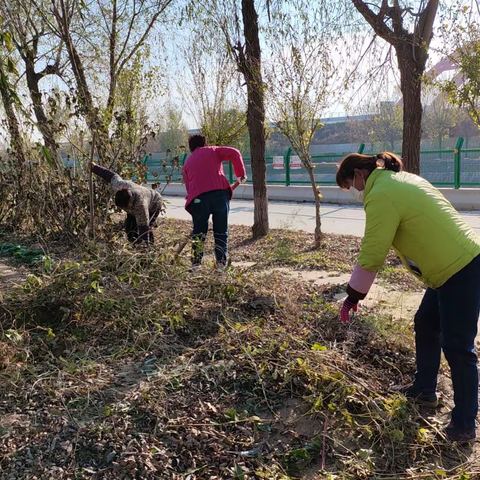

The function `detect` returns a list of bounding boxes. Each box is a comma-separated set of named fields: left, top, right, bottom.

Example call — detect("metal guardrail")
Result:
left=137, top=137, right=480, bottom=189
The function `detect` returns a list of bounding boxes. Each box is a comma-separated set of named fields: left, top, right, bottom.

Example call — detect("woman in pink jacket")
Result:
left=183, top=135, right=247, bottom=268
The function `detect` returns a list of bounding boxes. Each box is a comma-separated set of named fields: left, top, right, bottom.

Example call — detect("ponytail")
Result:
left=375, top=152, right=402, bottom=173
left=336, top=151, right=403, bottom=189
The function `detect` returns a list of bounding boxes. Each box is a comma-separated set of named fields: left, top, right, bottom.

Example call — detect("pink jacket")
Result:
left=183, top=146, right=246, bottom=211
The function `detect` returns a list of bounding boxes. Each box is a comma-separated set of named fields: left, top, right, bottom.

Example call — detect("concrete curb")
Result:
left=158, top=183, right=480, bottom=211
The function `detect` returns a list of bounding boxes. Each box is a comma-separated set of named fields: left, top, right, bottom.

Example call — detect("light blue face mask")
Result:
left=349, top=173, right=365, bottom=203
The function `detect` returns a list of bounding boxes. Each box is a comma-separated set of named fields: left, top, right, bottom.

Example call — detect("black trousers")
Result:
left=413, top=254, right=480, bottom=430
left=125, top=209, right=160, bottom=243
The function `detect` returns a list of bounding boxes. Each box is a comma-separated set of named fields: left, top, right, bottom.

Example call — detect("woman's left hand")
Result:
left=340, top=297, right=358, bottom=323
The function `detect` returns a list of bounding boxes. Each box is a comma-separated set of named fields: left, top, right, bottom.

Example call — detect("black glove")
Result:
left=137, top=226, right=150, bottom=245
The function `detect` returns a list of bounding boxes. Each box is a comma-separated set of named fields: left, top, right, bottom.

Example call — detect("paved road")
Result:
left=164, top=196, right=480, bottom=238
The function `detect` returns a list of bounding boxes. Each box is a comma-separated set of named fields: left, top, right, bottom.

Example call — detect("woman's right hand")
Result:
left=340, top=297, right=358, bottom=323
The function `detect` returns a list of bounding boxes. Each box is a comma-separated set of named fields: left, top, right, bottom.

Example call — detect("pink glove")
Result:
left=340, top=297, right=358, bottom=324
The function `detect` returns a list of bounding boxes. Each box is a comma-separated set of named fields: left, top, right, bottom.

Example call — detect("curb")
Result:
left=157, top=183, right=480, bottom=211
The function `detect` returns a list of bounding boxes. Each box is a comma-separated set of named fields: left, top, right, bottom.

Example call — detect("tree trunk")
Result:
left=0, top=70, right=27, bottom=168
left=306, top=164, right=321, bottom=247
left=397, top=46, right=423, bottom=174
left=240, top=0, right=269, bottom=238
left=105, top=0, right=118, bottom=126
left=24, top=53, right=62, bottom=169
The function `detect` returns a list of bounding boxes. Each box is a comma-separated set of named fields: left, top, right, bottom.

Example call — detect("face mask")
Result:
left=349, top=172, right=365, bottom=203
left=349, top=187, right=364, bottom=203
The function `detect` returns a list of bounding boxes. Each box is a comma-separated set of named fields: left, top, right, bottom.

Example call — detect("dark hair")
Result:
left=188, top=134, right=207, bottom=152
left=336, top=151, right=403, bottom=189
left=115, top=188, right=133, bottom=209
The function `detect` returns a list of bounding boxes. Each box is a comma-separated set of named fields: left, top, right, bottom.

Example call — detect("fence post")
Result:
left=454, top=137, right=464, bottom=189
left=228, top=161, right=234, bottom=183
left=180, top=152, right=187, bottom=166
left=285, top=147, right=292, bottom=186
left=357, top=143, right=365, bottom=154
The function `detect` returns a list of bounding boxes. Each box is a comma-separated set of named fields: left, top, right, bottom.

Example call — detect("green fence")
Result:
left=142, top=137, right=480, bottom=189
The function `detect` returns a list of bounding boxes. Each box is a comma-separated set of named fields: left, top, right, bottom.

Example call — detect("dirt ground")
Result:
left=0, top=258, right=26, bottom=285
left=1, top=222, right=480, bottom=479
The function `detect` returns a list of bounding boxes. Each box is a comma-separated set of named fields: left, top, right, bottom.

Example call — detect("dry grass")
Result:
left=0, top=221, right=476, bottom=479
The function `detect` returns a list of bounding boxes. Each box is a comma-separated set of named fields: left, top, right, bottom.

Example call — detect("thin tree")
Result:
left=180, top=30, right=247, bottom=149
left=422, top=85, right=460, bottom=149
left=207, top=0, right=269, bottom=237
left=345, top=97, right=402, bottom=152
left=232, top=0, right=268, bottom=237
left=370, top=101, right=403, bottom=151
left=157, top=103, right=189, bottom=152
left=266, top=5, right=334, bottom=246
left=48, top=0, right=109, bottom=159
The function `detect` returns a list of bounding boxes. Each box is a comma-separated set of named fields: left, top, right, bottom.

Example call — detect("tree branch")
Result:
left=415, top=0, right=438, bottom=47
left=114, top=0, right=139, bottom=70
left=35, top=62, right=61, bottom=80
left=351, top=0, right=398, bottom=45
left=116, top=0, right=173, bottom=76
left=105, top=0, right=118, bottom=116
left=377, top=0, right=389, bottom=21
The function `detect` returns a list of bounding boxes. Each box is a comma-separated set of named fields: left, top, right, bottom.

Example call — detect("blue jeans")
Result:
left=189, top=189, right=230, bottom=265
left=413, top=254, right=480, bottom=429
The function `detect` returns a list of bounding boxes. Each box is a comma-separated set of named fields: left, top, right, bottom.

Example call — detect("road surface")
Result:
left=164, top=196, right=480, bottom=238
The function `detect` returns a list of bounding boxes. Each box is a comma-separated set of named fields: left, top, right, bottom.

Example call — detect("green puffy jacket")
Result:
left=359, top=168, right=480, bottom=288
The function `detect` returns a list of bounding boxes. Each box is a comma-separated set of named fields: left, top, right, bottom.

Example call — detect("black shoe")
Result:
left=215, top=261, right=227, bottom=272
left=189, top=262, right=202, bottom=273
left=442, top=422, right=476, bottom=443
left=395, top=384, right=438, bottom=408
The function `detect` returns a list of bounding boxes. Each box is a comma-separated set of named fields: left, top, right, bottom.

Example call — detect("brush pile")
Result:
left=0, top=221, right=475, bottom=479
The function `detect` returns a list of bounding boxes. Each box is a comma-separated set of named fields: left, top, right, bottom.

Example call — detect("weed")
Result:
left=0, top=223, right=474, bottom=479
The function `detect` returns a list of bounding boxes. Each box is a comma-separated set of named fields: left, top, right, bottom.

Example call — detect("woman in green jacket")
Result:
left=337, top=152, right=480, bottom=442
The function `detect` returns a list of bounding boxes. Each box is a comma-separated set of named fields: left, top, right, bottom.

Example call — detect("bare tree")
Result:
left=231, top=0, right=268, bottom=237
left=350, top=0, right=439, bottom=173
left=1, top=0, right=64, bottom=167
left=184, top=0, right=272, bottom=237
left=266, top=4, right=334, bottom=246
left=422, top=84, right=460, bottom=149
left=157, top=103, right=188, bottom=152
left=38, top=0, right=172, bottom=162
left=370, top=101, right=403, bottom=151
left=45, top=0, right=108, bottom=159
left=180, top=30, right=247, bottom=149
